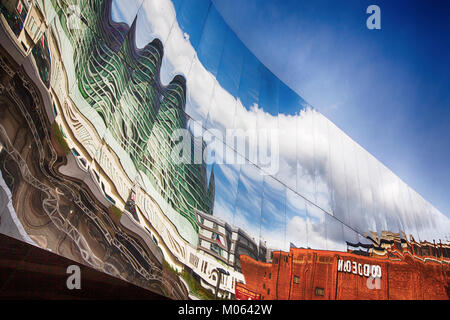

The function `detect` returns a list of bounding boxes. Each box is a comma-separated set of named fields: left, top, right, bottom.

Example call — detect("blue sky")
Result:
left=212, top=0, right=450, bottom=219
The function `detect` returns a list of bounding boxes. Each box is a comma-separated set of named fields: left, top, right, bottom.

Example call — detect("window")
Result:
left=105, top=194, right=115, bottom=205
left=315, top=287, right=325, bottom=296
left=267, top=288, right=270, bottom=295
left=201, top=261, right=208, bottom=274
left=274, top=258, right=279, bottom=264
left=211, top=243, right=222, bottom=256
left=263, top=283, right=265, bottom=289
left=79, top=158, right=87, bottom=167
left=268, top=273, right=271, bottom=279
left=28, top=16, right=38, bottom=37
left=71, top=148, right=80, bottom=157
left=285, top=256, right=288, bottom=263
left=293, top=275, right=300, bottom=284
left=189, top=253, right=199, bottom=268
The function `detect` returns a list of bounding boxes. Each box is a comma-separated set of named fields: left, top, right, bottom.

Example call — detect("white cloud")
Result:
left=111, top=0, right=143, bottom=25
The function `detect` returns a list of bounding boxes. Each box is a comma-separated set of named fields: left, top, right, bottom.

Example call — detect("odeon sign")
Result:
left=337, top=259, right=382, bottom=278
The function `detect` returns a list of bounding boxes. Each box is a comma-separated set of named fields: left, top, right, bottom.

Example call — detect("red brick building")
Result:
left=237, top=240, right=450, bottom=300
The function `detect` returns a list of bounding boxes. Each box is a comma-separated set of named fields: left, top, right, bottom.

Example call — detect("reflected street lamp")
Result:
left=214, top=267, right=230, bottom=300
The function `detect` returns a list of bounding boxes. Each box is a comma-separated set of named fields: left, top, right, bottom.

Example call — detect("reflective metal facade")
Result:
left=0, top=0, right=448, bottom=300
left=54, top=0, right=215, bottom=230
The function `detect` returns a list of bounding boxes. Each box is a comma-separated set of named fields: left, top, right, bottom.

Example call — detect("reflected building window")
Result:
left=315, top=287, right=325, bottom=296
left=211, top=243, right=222, bottom=256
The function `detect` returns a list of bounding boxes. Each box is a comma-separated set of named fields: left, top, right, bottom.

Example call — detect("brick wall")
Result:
left=238, top=248, right=449, bottom=300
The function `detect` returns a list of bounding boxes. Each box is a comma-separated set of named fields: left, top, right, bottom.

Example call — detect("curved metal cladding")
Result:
left=54, top=0, right=214, bottom=231
left=11, top=0, right=447, bottom=299
left=138, top=0, right=449, bottom=249
left=146, top=75, right=214, bottom=226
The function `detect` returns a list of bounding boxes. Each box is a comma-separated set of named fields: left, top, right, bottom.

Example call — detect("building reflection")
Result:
left=237, top=231, right=450, bottom=300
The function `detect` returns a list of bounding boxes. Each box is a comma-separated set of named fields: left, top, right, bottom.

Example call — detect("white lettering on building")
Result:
left=338, top=259, right=382, bottom=278
left=337, top=259, right=343, bottom=272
